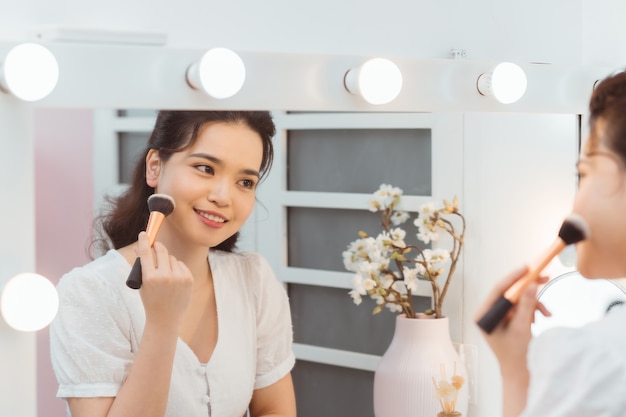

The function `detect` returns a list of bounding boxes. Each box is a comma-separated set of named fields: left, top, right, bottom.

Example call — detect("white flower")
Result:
left=391, top=280, right=407, bottom=295
left=386, top=302, right=403, bottom=313
left=380, top=273, right=395, bottom=289
left=390, top=211, right=410, bottom=226
left=417, top=229, right=439, bottom=244
left=418, top=202, right=436, bottom=218
left=343, top=185, right=465, bottom=319
left=373, top=294, right=385, bottom=305
left=342, top=250, right=359, bottom=271
left=420, top=248, right=450, bottom=265
left=349, top=289, right=363, bottom=305
left=418, top=249, right=450, bottom=278
left=370, top=184, right=403, bottom=211
left=414, top=216, right=441, bottom=244
left=368, top=199, right=381, bottom=213
left=363, top=237, right=384, bottom=260
left=351, top=274, right=367, bottom=295
left=430, top=248, right=451, bottom=264
left=389, top=228, right=406, bottom=246
left=363, top=278, right=377, bottom=291
left=403, top=266, right=420, bottom=292
left=378, top=228, right=406, bottom=249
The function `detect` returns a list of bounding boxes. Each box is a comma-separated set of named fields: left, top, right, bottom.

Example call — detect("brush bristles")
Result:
left=147, top=194, right=176, bottom=216
left=558, top=213, right=590, bottom=245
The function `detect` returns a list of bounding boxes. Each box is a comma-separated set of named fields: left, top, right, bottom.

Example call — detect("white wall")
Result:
left=0, top=98, right=37, bottom=417
left=0, top=0, right=583, bottom=63
left=582, top=0, right=626, bottom=66
left=463, top=113, right=579, bottom=417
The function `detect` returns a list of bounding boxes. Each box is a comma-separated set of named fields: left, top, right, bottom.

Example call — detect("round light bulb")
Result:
left=1, top=273, right=59, bottom=332
left=477, top=62, right=527, bottom=104
left=344, top=58, right=403, bottom=105
left=0, top=43, right=59, bottom=102
left=186, top=48, right=246, bottom=99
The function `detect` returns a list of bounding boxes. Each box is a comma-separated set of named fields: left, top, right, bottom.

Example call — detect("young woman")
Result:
left=50, top=111, right=296, bottom=417
left=476, top=71, right=626, bottom=417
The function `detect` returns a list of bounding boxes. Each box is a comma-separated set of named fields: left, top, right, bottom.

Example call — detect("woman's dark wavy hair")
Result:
left=94, top=110, right=275, bottom=255
left=589, top=70, right=626, bottom=165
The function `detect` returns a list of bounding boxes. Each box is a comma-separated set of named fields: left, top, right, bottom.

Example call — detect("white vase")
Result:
left=373, top=315, right=469, bottom=417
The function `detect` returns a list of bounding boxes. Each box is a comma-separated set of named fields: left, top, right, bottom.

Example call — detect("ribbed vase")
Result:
left=373, top=315, right=468, bottom=417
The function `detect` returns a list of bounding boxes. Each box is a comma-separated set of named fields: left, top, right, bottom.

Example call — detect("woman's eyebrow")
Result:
left=188, top=152, right=260, bottom=177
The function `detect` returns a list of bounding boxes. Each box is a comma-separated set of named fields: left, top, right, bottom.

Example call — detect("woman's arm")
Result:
left=67, top=320, right=179, bottom=417
left=249, top=373, right=297, bottom=417
left=474, top=266, right=549, bottom=417
left=68, top=233, right=193, bottom=417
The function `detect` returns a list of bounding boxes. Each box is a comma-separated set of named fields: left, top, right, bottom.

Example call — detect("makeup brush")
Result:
left=476, top=214, right=589, bottom=334
left=126, top=193, right=176, bottom=290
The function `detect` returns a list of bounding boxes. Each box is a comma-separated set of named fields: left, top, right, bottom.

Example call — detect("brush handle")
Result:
left=476, top=295, right=513, bottom=334
left=126, top=258, right=143, bottom=289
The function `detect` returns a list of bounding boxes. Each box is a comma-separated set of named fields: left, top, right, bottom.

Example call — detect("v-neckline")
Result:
left=180, top=250, right=220, bottom=366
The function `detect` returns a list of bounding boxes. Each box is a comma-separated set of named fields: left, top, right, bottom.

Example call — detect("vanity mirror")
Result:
left=0, top=40, right=613, bottom=417
left=533, top=271, right=626, bottom=336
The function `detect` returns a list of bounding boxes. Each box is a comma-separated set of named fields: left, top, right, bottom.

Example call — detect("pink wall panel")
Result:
left=34, top=108, right=94, bottom=417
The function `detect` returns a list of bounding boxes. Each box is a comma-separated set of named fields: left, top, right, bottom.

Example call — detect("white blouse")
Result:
left=521, top=304, right=626, bottom=417
left=50, top=249, right=295, bottom=417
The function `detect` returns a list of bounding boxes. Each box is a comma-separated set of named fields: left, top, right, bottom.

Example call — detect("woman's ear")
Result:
left=145, top=149, right=161, bottom=188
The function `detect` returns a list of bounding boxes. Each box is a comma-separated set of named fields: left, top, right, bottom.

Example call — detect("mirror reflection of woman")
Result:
left=50, top=111, right=296, bottom=417
left=476, top=72, right=626, bottom=417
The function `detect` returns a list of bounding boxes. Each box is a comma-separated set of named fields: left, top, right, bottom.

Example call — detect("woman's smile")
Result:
left=195, top=209, right=228, bottom=228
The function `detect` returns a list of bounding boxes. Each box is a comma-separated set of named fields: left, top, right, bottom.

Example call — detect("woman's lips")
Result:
left=195, top=209, right=228, bottom=227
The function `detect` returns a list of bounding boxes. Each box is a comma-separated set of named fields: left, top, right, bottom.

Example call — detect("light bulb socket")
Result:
left=476, top=72, right=492, bottom=97
left=185, top=61, right=202, bottom=91
left=343, top=68, right=359, bottom=95
left=0, top=64, right=10, bottom=94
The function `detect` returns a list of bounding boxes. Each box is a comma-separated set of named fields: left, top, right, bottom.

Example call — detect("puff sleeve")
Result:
left=522, top=322, right=626, bottom=417
left=247, top=253, right=295, bottom=389
left=50, top=260, right=136, bottom=398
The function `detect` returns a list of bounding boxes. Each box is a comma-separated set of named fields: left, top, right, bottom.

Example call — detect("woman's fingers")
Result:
left=136, top=239, right=193, bottom=326
left=510, top=282, right=540, bottom=329
left=136, top=233, right=173, bottom=275
left=474, top=265, right=528, bottom=322
left=536, top=301, right=552, bottom=318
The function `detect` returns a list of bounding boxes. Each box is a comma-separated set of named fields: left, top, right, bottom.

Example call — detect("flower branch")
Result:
left=343, top=184, right=466, bottom=318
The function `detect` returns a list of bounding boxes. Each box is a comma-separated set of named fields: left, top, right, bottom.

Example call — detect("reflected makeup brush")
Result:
left=126, top=193, right=176, bottom=290
left=476, top=214, right=590, bottom=334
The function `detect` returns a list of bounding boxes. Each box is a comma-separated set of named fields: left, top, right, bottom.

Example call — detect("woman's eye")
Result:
left=196, top=165, right=214, bottom=174
left=240, top=179, right=256, bottom=189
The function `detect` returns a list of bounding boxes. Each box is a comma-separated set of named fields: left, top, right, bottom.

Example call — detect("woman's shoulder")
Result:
left=529, top=306, right=626, bottom=369
left=524, top=308, right=626, bottom=416
left=57, top=250, right=131, bottom=293
left=210, top=250, right=272, bottom=273
left=210, top=250, right=281, bottom=297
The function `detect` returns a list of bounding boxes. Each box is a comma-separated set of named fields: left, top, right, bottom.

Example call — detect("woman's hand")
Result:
left=136, top=231, right=193, bottom=329
left=474, top=266, right=551, bottom=417
left=475, top=266, right=550, bottom=370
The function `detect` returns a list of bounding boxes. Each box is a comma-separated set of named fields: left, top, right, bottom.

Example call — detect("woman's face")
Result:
left=573, top=119, right=626, bottom=278
left=146, top=121, right=263, bottom=250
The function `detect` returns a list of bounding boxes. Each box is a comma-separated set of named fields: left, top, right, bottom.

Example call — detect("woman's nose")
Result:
left=207, top=180, right=231, bottom=207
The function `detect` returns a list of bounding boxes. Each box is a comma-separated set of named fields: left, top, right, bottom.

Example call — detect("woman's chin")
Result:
left=577, top=261, right=625, bottom=280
